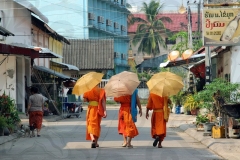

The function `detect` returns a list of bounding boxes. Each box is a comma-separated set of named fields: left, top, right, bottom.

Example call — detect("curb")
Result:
left=0, top=133, right=19, bottom=145
left=180, top=124, right=240, bottom=160
left=0, top=116, right=63, bottom=146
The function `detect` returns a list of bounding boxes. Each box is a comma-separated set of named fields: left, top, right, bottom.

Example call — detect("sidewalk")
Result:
left=177, top=115, right=240, bottom=160
left=0, top=114, right=62, bottom=145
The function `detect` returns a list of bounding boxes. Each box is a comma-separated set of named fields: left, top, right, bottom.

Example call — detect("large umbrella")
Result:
left=72, top=72, right=104, bottom=95
left=104, top=71, right=140, bottom=97
left=147, top=72, right=184, bottom=97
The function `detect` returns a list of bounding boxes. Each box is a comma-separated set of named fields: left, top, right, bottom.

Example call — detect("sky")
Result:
left=127, top=0, right=199, bottom=12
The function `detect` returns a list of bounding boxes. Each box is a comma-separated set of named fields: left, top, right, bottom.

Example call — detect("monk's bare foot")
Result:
left=158, top=141, right=162, bottom=148
left=122, top=142, right=127, bottom=147
left=127, top=144, right=133, bottom=148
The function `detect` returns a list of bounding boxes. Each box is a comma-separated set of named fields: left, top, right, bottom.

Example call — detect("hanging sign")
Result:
left=203, top=8, right=240, bottom=46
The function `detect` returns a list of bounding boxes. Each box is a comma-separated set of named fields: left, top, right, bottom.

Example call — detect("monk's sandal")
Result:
left=153, top=136, right=159, bottom=147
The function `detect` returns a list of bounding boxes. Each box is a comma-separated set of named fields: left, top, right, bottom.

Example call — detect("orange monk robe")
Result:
left=83, top=86, right=106, bottom=140
left=114, top=95, right=139, bottom=138
left=146, top=93, right=168, bottom=141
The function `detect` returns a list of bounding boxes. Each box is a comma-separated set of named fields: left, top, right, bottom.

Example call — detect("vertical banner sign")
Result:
left=203, top=8, right=240, bottom=46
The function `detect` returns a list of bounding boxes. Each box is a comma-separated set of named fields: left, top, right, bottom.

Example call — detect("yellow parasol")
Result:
left=72, top=72, right=104, bottom=95
left=147, top=72, right=184, bottom=97
left=147, top=72, right=184, bottom=122
left=104, top=71, right=140, bottom=97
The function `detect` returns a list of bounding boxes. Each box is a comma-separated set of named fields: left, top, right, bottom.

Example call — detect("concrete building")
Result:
left=0, top=0, right=74, bottom=113
left=30, top=0, right=130, bottom=76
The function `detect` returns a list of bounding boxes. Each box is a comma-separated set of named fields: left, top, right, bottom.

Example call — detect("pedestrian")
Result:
left=146, top=93, right=171, bottom=148
left=26, top=86, right=44, bottom=137
left=114, top=90, right=142, bottom=148
left=83, top=85, right=107, bottom=148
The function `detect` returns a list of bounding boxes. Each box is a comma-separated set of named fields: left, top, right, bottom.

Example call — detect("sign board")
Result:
left=203, top=8, right=240, bottom=46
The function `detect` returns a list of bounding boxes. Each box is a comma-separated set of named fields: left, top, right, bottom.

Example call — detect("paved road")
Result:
left=0, top=108, right=223, bottom=160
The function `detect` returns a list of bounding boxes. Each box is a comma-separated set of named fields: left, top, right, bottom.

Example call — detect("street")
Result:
left=0, top=108, right=223, bottom=160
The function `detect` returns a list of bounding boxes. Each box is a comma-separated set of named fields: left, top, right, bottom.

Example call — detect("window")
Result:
left=165, top=38, right=176, bottom=45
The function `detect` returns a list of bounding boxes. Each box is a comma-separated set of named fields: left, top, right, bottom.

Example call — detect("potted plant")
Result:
left=196, top=114, right=209, bottom=129
left=0, top=116, right=7, bottom=136
left=171, top=91, right=186, bottom=114
left=195, top=78, right=240, bottom=117
left=184, top=94, right=200, bottom=115
left=0, top=93, right=20, bottom=135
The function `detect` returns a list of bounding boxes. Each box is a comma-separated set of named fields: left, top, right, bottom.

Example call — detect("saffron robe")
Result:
left=146, top=93, right=169, bottom=141
left=83, top=86, right=106, bottom=140
left=114, top=95, right=139, bottom=138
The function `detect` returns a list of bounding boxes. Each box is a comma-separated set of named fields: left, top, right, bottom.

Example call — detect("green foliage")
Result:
left=168, top=31, right=188, bottom=54
left=170, top=91, right=186, bottom=106
left=0, top=116, right=7, bottom=128
left=169, top=31, right=203, bottom=55
left=194, top=78, right=240, bottom=112
left=106, top=100, right=117, bottom=105
left=196, top=114, right=209, bottom=125
left=184, top=94, right=199, bottom=111
left=0, top=93, right=20, bottom=127
left=131, top=0, right=172, bottom=56
left=137, top=71, right=153, bottom=81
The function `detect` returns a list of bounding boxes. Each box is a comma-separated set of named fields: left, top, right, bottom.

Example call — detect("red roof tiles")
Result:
left=128, top=13, right=201, bottom=33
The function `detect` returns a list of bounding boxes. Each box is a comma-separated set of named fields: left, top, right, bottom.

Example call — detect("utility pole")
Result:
left=197, top=0, right=201, bottom=33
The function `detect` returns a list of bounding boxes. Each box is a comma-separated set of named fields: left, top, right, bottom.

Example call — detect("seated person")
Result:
left=43, top=102, right=51, bottom=116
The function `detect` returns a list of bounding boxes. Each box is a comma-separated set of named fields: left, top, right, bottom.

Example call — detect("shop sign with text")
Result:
left=203, top=8, right=240, bottom=46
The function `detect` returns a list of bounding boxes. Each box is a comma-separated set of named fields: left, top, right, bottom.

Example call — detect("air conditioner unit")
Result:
left=101, top=16, right=104, bottom=24
left=114, top=22, right=119, bottom=29
left=98, top=16, right=101, bottom=23
left=88, top=13, right=95, bottom=20
left=114, top=52, right=120, bottom=58
left=121, top=25, right=126, bottom=31
left=121, top=53, right=124, bottom=59
left=106, top=19, right=112, bottom=26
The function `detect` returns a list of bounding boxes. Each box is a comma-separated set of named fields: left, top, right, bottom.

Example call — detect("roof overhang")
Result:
left=0, top=26, right=15, bottom=36
left=14, top=0, right=49, bottom=23
left=188, top=52, right=218, bottom=69
left=160, top=53, right=206, bottom=68
left=0, top=43, right=39, bottom=58
left=31, top=15, right=70, bottom=45
left=39, top=48, right=63, bottom=58
left=50, top=60, right=79, bottom=71
left=10, top=43, right=62, bottom=58
left=33, top=65, right=76, bottom=80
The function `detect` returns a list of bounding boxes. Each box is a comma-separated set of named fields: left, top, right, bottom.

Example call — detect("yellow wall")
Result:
left=49, top=37, right=63, bottom=73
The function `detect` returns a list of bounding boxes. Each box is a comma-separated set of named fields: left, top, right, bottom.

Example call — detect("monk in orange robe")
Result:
left=146, top=93, right=171, bottom=148
left=83, top=85, right=107, bottom=148
left=114, top=95, right=142, bottom=148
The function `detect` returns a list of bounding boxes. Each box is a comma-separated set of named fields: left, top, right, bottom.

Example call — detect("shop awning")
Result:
left=0, top=26, right=15, bottom=36
left=50, top=60, right=79, bottom=71
left=39, top=48, right=63, bottom=58
left=0, top=43, right=39, bottom=58
left=10, top=43, right=62, bottom=58
left=160, top=53, right=206, bottom=68
left=188, top=53, right=218, bottom=69
left=33, top=65, right=72, bottom=80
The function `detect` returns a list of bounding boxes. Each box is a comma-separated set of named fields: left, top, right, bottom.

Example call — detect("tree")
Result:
left=126, top=3, right=134, bottom=28
left=131, top=0, right=172, bottom=57
left=169, top=31, right=203, bottom=54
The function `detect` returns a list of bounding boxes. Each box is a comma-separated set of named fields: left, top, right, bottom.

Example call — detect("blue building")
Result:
left=32, top=0, right=130, bottom=76
left=88, top=0, right=130, bottom=75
